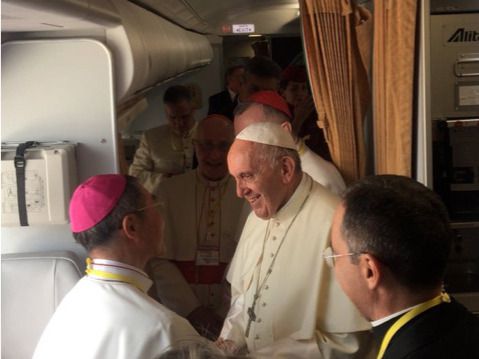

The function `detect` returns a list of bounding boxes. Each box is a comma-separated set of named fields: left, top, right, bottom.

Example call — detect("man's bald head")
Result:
left=234, top=102, right=292, bottom=134
left=194, top=115, right=234, bottom=181
left=195, top=114, right=233, bottom=141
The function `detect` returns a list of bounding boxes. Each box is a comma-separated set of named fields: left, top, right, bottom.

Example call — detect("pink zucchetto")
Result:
left=69, top=174, right=127, bottom=233
left=248, top=90, right=292, bottom=119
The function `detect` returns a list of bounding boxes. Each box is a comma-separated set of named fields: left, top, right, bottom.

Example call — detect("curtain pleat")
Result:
left=373, top=0, right=418, bottom=176
left=300, top=0, right=372, bottom=184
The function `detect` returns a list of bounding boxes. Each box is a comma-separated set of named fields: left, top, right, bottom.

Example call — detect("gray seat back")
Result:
left=1, top=251, right=83, bottom=359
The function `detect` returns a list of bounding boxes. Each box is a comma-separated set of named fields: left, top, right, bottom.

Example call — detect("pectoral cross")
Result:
left=245, top=294, right=259, bottom=338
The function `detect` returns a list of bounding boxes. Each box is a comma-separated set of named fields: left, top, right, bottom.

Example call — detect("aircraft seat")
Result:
left=1, top=251, right=83, bottom=359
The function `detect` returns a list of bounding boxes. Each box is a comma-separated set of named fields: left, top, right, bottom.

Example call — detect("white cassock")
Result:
left=33, top=259, right=205, bottom=359
left=221, top=174, right=373, bottom=358
left=129, top=123, right=196, bottom=194
left=299, top=141, right=346, bottom=195
left=150, top=169, right=245, bottom=318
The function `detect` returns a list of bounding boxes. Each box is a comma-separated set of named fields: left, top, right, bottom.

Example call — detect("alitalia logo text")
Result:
left=447, top=28, right=479, bottom=42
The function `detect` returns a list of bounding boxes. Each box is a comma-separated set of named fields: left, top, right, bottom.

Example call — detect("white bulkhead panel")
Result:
left=1, top=38, right=116, bottom=257
left=1, top=0, right=213, bottom=256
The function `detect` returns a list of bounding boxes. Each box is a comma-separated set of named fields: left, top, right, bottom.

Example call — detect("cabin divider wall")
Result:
left=1, top=38, right=118, bottom=259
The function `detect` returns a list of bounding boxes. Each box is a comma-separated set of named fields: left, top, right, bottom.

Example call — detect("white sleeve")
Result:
left=128, top=133, right=165, bottom=194
left=315, top=329, right=376, bottom=359
left=219, top=280, right=247, bottom=350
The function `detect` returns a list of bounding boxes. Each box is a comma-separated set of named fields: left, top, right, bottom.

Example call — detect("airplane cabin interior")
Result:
left=1, top=0, right=478, bottom=358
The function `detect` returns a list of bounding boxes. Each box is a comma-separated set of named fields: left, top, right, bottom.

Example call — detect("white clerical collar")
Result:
left=227, top=88, right=237, bottom=102
left=86, top=258, right=152, bottom=293
left=196, top=169, right=230, bottom=188
left=273, top=173, right=310, bottom=223
left=371, top=303, right=422, bottom=327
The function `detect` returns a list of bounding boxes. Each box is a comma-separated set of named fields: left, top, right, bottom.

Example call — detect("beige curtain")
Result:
left=373, top=0, right=418, bottom=176
left=300, top=0, right=372, bottom=184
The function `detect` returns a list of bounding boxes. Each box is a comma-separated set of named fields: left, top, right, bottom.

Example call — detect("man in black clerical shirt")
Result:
left=208, top=65, right=244, bottom=121
left=328, top=175, right=479, bottom=359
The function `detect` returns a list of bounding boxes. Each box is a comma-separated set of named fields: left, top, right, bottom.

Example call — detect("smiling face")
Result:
left=227, top=140, right=290, bottom=219
left=194, top=115, right=234, bottom=181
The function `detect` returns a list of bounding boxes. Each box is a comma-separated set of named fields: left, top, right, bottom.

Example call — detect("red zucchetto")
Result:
left=248, top=90, right=292, bottom=119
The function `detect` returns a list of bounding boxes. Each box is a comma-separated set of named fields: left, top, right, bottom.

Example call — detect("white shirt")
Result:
left=299, top=142, right=346, bottom=195
left=151, top=170, right=245, bottom=317
left=227, top=88, right=237, bottom=102
left=220, top=174, right=371, bottom=358
left=371, top=304, right=421, bottom=327
left=33, top=259, right=204, bottom=359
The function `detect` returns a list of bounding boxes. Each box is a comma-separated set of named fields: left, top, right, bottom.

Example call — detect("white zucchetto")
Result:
left=235, top=122, right=297, bottom=151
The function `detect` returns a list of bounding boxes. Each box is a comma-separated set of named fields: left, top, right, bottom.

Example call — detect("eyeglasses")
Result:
left=323, top=246, right=361, bottom=268
left=118, top=201, right=164, bottom=229
left=135, top=201, right=164, bottom=213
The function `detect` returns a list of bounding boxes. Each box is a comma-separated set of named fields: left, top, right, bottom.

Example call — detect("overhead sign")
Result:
left=232, top=24, right=255, bottom=34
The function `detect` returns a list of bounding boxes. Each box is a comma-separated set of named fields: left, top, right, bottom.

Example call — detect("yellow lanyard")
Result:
left=85, top=258, right=145, bottom=292
left=377, top=292, right=451, bottom=359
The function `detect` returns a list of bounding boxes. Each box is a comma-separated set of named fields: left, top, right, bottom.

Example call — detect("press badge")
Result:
left=196, top=250, right=220, bottom=266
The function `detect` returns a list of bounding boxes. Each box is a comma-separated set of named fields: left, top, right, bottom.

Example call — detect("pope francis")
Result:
left=217, top=122, right=374, bottom=358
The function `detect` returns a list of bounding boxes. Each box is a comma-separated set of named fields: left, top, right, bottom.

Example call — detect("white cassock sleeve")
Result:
left=149, top=258, right=200, bottom=317
left=219, top=285, right=247, bottom=350
left=219, top=211, right=255, bottom=353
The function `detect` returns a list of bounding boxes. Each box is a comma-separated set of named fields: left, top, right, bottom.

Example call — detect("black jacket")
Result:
left=207, top=90, right=237, bottom=121
left=373, top=299, right=479, bottom=359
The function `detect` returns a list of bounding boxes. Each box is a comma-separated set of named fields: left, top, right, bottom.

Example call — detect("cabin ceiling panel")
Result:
left=1, top=0, right=120, bottom=32
left=131, top=0, right=214, bottom=33
left=132, top=0, right=301, bottom=35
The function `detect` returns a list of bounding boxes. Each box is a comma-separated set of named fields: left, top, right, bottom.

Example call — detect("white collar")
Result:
left=87, top=258, right=152, bottom=293
left=272, top=173, right=310, bottom=224
left=371, top=303, right=422, bottom=327
left=195, top=169, right=230, bottom=188
left=227, top=88, right=237, bottom=102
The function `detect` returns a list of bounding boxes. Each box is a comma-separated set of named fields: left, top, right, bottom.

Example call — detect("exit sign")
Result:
left=232, top=24, right=255, bottom=34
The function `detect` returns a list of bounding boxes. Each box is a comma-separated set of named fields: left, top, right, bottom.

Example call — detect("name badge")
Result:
left=196, top=250, right=220, bottom=266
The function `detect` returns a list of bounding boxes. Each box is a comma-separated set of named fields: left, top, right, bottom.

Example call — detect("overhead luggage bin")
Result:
left=110, top=0, right=213, bottom=99
left=1, top=0, right=214, bottom=101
